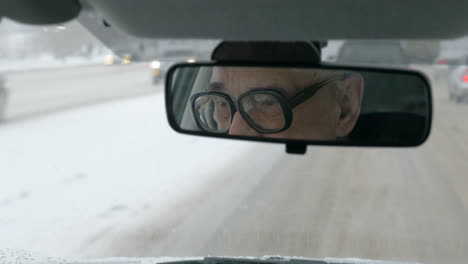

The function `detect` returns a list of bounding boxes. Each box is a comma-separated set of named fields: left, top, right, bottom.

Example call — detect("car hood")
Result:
left=74, top=257, right=420, bottom=264
left=0, top=249, right=422, bottom=264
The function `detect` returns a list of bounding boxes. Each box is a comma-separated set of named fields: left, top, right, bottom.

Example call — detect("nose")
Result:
left=228, top=112, right=260, bottom=136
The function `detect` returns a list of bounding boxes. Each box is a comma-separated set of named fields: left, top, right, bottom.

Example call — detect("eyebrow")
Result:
left=208, top=82, right=291, bottom=98
left=209, top=82, right=224, bottom=91
left=247, top=85, right=290, bottom=97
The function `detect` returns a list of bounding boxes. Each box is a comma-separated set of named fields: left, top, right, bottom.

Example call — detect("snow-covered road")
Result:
left=0, top=91, right=282, bottom=258
left=0, top=64, right=283, bottom=258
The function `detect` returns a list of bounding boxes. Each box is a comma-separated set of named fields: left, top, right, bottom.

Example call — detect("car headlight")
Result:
left=151, top=60, right=161, bottom=69
left=121, top=54, right=132, bottom=64
left=187, top=58, right=196, bottom=63
left=104, top=55, right=114, bottom=65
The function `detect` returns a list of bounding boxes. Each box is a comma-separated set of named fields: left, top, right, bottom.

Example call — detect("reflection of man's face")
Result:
left=208, top=67, right=364, bottom=140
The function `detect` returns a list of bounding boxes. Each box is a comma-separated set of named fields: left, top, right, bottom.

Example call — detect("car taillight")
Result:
left=438, top=59, right=447, bottom=64
left=462, top=69, right=468, bottom=82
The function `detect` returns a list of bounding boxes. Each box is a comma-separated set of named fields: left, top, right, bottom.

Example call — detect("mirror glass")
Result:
left=166, top=64, right=431, bottom=146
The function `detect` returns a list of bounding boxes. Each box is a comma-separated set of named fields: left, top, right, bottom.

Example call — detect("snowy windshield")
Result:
left=337, top=42, right=408, bottom=65
left=1, top=19, right=468, bottom=264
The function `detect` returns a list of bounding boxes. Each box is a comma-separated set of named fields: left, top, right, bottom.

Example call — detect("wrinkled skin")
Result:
left=209, top=67, right=364, bottom=140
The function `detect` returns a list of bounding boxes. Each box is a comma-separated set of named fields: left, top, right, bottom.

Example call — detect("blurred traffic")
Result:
left=448, top=55, right=468, bottom=103
left=104, top=53, right=133, bottom=65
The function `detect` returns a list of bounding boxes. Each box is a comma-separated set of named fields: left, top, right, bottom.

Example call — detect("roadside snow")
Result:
left=0, top=93, right=255, bottom=258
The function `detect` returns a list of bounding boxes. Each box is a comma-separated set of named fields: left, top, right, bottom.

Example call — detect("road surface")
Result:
left=84, top=92, right=468, bottom=264
left=2, top=65, right=468, bottom=264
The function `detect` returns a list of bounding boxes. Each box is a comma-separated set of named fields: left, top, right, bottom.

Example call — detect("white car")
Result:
left=448, top=55, right=468, bottom=102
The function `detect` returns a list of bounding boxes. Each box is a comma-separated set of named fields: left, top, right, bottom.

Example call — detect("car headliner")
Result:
left=1, top=0, right=468, bottom=40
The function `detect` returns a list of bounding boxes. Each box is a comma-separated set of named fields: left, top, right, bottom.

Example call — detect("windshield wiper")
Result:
left=207, top=257, right=326, bottom=264
left=157, top=256, right=420, bottom=264
left=159, top=257, right=326, bottom=264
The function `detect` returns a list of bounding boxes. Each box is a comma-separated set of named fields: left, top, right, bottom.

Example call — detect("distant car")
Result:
left=448, top=55, right=468, bottom=103
left=336, top=40, right=410, bottom=68
left=150, top=60, right=164, bottom=84
left=433, top=54, right=461, bottom=82
left=0, top=74, right=8, bottom=120
left=104, top=53, right=133, bottom=65
left=151, top=49, right=197, bottom=84
left=435, top=56, right=460, bottom=68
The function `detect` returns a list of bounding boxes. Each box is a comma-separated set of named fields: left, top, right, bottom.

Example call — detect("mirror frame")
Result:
left=165, top=61, right=433, bottom=153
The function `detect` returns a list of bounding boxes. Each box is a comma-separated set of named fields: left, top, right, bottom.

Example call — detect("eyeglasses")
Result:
left=190, top=74, right=347, bottom=134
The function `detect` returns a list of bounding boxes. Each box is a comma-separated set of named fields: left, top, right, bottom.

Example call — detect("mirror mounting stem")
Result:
left=286, top=143, right=307, bottom=154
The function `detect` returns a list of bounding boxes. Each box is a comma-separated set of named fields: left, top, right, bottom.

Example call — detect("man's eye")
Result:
left=260, top=99, right=277, bottom=106
left=252, top=94, right=279, bottom=107
left=215, top=100, right=228, bottom=107
left=255, top=98, right=278, bottom=107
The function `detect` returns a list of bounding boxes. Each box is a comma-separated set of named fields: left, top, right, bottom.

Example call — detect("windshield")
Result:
left=337, top=42, right=408, bottom=65
left=162, top=50, right=195, bottom=58
left=1, top=19, right=468, bottom=264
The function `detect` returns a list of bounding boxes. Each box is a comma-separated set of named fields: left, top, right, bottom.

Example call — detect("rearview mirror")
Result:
left=165, top=63, right=432, bottom=154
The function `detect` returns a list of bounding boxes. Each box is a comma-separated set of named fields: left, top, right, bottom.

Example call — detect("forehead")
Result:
left=210, top=67, right=336, bottom=87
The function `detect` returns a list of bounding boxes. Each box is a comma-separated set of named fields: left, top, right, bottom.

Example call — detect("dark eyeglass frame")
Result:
left=191, top=74, right=347, bottom=134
